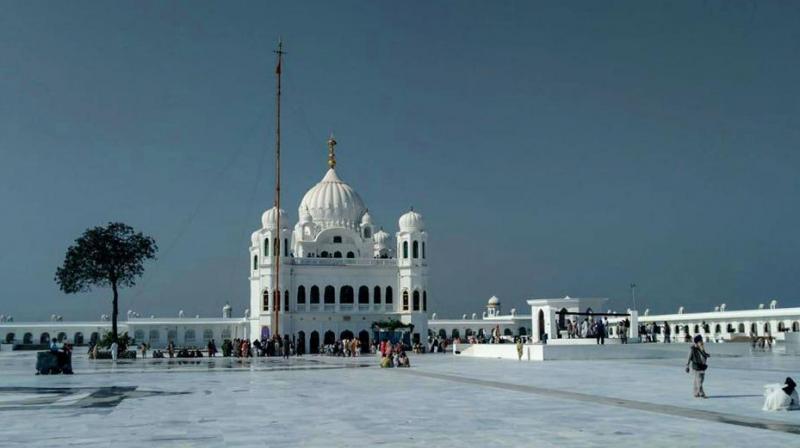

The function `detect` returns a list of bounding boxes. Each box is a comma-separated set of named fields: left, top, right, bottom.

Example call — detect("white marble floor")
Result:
left=1, top=348, right=799, bottom=447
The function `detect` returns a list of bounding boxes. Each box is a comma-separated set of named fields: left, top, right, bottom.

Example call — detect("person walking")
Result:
left=516, top=338, right=524, bottom=361
left=595, top=319, right=605, bottom=345
left=664, top=322, right=671, bottom=343
left=686, top=335, right=710, bottom=398
left=111, top=340, right=118, bottom=362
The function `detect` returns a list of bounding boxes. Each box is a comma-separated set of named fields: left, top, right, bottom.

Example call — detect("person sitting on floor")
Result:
left=763, top=377, right=800, bottom=411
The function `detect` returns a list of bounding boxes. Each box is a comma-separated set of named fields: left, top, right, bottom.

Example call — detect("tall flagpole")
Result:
left=273, top=39, right=285, bottom=338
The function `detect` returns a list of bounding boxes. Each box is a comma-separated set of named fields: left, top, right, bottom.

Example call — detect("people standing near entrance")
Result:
left=686, top=335, right=710, bottom=398
left=167, top=341, right=175, bottom=358
left=140, top=342, right=148, bottom=359
left=110, top=340, right=118, bottom=362
left=663, top=322, right=671, bottom=343
left=516, top=338, right=523, bottom=360
left=282, top=337, right=290, bottom=359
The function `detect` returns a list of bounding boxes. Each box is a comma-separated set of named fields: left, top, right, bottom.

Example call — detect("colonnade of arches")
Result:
left=647, top=319, right=800, bottom=341
left=4, top=331, right=99, bottom=345
left=401, top=240, right=426, bottom=259
left=261, top=285, right=427, bottom=312
left=430, top=326, right=529, bottom=340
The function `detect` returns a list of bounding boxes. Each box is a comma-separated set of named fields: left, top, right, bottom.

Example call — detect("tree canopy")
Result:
left=55, top=222, right=158, bottom=294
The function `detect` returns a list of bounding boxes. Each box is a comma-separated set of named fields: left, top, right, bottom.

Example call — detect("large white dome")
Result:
left=299, top=169, right=367, bottom=228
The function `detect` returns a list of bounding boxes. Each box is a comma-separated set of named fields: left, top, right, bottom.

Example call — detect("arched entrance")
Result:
left=324, top=330, right=335, bottom=345
left=297, top=331, right=306, bottom=355
left=438, top=329, right=447, bottom=339
left=558, top=308, right=567, bottom=334
left=23, top=333, right=33, bottom=344
left=5, top=333, right=15, bottom=343
left=310, top=331, right=320, bottom=354
left=451, top=329, right=460, bottom=339
left=340, top=330, right=354, bottom=340
left=74, top=332, right=84, bottom=345
left=359, top=330, right=370, bottom=353
left=57, top=332, right=67, bottom=342
left=40, top=332, right=50, bottom=343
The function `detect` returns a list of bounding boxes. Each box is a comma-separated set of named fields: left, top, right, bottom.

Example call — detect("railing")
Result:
left=291, top=258, right=398, bottom=267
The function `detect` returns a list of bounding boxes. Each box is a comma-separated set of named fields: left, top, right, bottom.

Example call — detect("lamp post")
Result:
left=630, top=283, right=638, bottom=312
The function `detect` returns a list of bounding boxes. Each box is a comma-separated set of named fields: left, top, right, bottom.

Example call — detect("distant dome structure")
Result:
left=486, top=296, right=501, bottom=317
left=488, top=296, right=500, bottom=306
left=261, top=206, right=288, bottom=230
left=399, top=209, right=424, bottom=232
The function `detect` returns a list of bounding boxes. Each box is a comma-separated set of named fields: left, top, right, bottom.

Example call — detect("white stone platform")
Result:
left=1, top=349, right=799, bottom=446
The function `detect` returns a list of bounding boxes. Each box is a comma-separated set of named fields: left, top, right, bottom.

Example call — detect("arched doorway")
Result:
left=558, top=308, right=567, bottom=333
left=451, top=329, right=460, bottom=339
left=438, top=329, right=447, bottom=339
left=359, top=330, right=370, bottom=353
left=74, top=332, right=84, bottom=345
left=794, top=322, right=800, bottom=332
left=57, top=332, right=67, bottom=342
left=324, top=330, right=335, bottom=345
left=519, top=327, right=527, bottom=336
left=714, top=324, right=721, bottom=334
left=40, top=332, right=50, bottom=343
left=297, top=331, right=306, bottom=355
left=23, top=333, right=33, bottom=344
left=5, top=333, right=15, bottom=344
left=340, top=330, right=354, bottom=340
left=538, top=309, right=545, bottom=341
left=310, top=331, right=320, bottom=354
left=751, top=323, right=758, bottom=334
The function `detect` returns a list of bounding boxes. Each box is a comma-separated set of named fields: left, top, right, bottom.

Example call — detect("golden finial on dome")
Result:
left=327, top=133, right=337, bottom=169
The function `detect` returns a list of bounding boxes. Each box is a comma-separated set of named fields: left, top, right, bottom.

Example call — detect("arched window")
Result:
left=386, top=286, right=393, bottom=304
left=334, top=251, right=342, bottom=258
left=751, top=323, right=758, bottom=334
left=185, top=329, right=195, bottom=342
left=412, top=241, right=419, bottom=258
left=262, top=291, right=269, bottom=311
left=340, top=286, right=354, bottom=304
left=40, top=332, right=50, bottom=343
left=253, top=255, right=258, bottom=270
left=764, top=322, right=771, bottom=334
left=4, top=333, right=15, bottom=343
left=134, top=330, right=144, bottom=341
left=413, top=290, right=420, bottom=311
left=284, top=238, right=288, bottom=257
left=452, top=329, right=460, bottom=339
left=794, top=322, right=800, bottom=332
left=310, top=331, right=320, bottom=354
left=221, top=328, right=231, bottom=340
left=403, top=290, right=409, bottom=311
left=324, top=330, right=336, bottom=345
left=264, top=238, right=269, bottom=256
left=504, top=328, right=513, bottom=336
left=422, top=242, right=426, bottom=259
left=23, top=332, right=33, bottom=344
left=423, top=291, right=427, bottom=311
left=358, top=286, right=369, bottom=304
left=297, top=286, right=306, bottom=304
left=364, top=228, right=371, bottom=239
left=148, top=330, right=158, bottom=342
left=320, top=251, right=329, bottom=258
left=403, top=241, right=408, bottom=259
left=346, top=251, right=355, bottom=258
left=738, top=323, right=745, bottom=333
left=726, top=323, right=734, bottom=332
left=324, top=286, right=335, bottom=304
left=374, top=286, right=382, bottom=304
left=693, top=324, right=699, bottom=334
left=778, top=322, right=787, bottom=332
left=284, top=290, right=289, bottom=311
left=203, top=329, right=214, bottom=341
left=310, top=286, right=320, bottom=304
left=714, top=324, right=721, bottom=334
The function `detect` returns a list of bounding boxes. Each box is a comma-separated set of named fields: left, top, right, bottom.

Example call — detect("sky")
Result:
left=1, top=1, right=799, bottom=321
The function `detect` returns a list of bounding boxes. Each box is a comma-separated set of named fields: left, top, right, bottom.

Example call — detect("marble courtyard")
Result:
left=1, top=349, right=799, bottom=447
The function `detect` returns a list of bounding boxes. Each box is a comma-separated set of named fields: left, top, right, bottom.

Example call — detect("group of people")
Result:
left=321, top=338, right=363, bottom=357
left=221, top=336, right=296, bottom=359
left=378, top=340, right=410, bottom=368
left=561, top=317, right=614, bottom=344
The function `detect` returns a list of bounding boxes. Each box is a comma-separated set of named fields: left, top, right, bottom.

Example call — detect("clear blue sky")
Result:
left=1, top=1, right=799, bottom=321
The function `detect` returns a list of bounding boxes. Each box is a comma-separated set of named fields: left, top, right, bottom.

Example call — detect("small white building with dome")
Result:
left=247, top=137, right=429, bottom=353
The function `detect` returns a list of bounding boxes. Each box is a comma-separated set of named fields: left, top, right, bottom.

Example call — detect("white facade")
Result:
left=247, top=140, right=429, bottom=352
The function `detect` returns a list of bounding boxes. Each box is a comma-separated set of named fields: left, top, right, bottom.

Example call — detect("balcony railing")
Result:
left=291, top=258, right=397, bottom=267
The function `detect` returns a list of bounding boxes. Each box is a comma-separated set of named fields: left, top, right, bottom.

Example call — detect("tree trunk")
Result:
left=111, top=280, right=119, bottom=344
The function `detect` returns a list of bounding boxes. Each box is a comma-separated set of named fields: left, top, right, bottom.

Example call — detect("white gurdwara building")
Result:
left=248, top=137, right=429, bottom=353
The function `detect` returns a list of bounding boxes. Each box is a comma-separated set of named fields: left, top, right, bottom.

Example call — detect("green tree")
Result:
left=55, top=222, right=157, bottom=344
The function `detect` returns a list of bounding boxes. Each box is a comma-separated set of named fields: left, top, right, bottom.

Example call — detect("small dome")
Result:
left=373, top=228, right=390, bottom=244
left=299, top=206, right=313, bottom=224
left=251, top=230, right=261, bottom=246
left=399, top=209, right=424, bottom=232
left=488, top=296, right=500, bottom=306
left=261, top=206, right=288, bottom=230
left=361, top=210, right=373, bottom=225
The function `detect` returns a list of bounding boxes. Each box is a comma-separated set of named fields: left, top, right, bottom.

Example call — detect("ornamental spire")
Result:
left=327, top=133, right=337, bottom=169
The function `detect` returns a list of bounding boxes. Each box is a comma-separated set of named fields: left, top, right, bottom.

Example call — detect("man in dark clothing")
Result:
left=595, top=320, right=605, bottom=345
left=686, top=335, right=710, bottom=398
